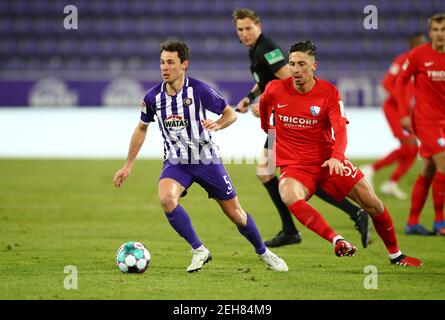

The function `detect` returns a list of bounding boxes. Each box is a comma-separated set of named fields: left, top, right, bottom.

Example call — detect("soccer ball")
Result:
left=115, top=241, right=151, bottom=273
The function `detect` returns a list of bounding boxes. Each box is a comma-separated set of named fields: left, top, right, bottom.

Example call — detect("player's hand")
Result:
left=251, top=103, right=260, bottom=118
left=321, top=158, right=344, bottom=176
left=113, top=166, right=131, bottom=188
left=201, top=119, right=221, bottom=132
left=235, top=97, right=249, bottom=113
left=400, top=116, right=413, bottom=133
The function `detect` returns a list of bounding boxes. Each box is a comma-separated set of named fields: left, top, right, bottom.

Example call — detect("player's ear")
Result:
left=182, top=60, right=189, bottom=71
left=312, top=60, right=318, bottom=72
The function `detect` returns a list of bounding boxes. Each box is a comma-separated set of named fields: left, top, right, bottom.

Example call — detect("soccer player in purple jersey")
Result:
left=113, top=41, right=288, bottom=273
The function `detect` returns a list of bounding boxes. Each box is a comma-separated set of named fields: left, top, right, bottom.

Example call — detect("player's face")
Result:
left=429, top=20, right=445, bottom=47
left=235, top=18, right=261, bottom=48
left=288, top=52, right=317, bottom=86
left=160, top=51, right=188, bottom=83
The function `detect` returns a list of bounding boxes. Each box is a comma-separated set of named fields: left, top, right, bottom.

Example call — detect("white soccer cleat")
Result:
left=258, top=248, right=288, bottom=272
left=380, top=181, right=407, bottom=199
left=360, top=164, right=375, bottom=189
left=187, top=245, right=212, bottom=273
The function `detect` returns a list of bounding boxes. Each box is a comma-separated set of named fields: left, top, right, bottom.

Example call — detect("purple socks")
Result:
left=165, top=204, right=202, bottom=249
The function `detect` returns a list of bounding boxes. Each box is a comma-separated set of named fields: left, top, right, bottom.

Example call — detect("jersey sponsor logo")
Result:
left=310, top=106, right=321, bottom=116
left=427, top=70, right=445, bottom=81
left=184, top=97, right=193, bottom=107
left=277, top=114, right=319, bottom=127
left=164, top=115, right=189, bottom=132
left=140, top=99, right=147, bottom=114
left=277, top=103, right=288, bottom=108
left=424, top=61, right=434, bottom=67
left=264, top=48, right=285, bottom=65
left=438, top=137, right=445, bottom=147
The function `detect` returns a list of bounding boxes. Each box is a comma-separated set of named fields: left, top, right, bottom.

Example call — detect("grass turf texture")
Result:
left=0, top=159, right=444, bottom=300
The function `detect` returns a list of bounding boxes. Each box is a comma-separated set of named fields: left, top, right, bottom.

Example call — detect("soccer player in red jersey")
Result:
left=259, top=40, right=422, bottom=266
left=396, top=13, right=445, bottom=236
left=360, top=33, right=425, bottom=200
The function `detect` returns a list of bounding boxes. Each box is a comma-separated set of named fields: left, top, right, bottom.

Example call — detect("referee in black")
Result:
left=232, top=8, right=371, bottom=248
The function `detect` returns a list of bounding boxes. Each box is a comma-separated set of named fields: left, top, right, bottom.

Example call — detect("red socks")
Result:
left=407, top=175, right=433, bottom=225
left=370, top=207, right=399, bottom=254
left=288, top=200, right=337, bottom=243
left=432, top=172, right=445, bottom=223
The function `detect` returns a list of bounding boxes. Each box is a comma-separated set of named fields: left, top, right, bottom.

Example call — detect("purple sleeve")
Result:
left=198, top=84, right=227, bottom=115
left=140, top=94, right=156, bottom=124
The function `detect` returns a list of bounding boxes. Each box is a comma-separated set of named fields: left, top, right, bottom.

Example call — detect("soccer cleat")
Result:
left=334, top=239, right=357, bottom=257
left=390, top=254, right=423, bottom=266
left=258, top=248, right=289, bottom=272
left=360, top=165, right=375, bottom=189
left=352, top=208, right=371, bottom=248
left=187, top=245, right=212, bottom=273
left=264, top=230, right=302, bottom=247
left=405, top=224, right=435, bottom=236
left=432, top=220, right=445, bottom=236
left=380, top=181, right=407, bottom=199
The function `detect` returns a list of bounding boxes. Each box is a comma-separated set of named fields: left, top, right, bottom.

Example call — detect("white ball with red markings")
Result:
left=115, top=241, right=151, bottom=273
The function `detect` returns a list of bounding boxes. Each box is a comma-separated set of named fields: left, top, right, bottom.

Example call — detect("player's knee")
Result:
left=364, top=197, right=384, bottom=216
left=159, top=194, right=178, bottom=213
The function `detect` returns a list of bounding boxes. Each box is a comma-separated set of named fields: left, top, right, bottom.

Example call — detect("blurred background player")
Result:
left=113, top=41, right=288, bottom=272
left=233, top=8, right=370, bottom=248
left=360, top=33, right=426, bottom=200
left=396, top=13, right=445, bottom=236
left=259, top=40, right=422, bottom=266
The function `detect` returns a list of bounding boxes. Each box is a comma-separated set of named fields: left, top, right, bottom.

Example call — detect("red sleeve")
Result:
left=381, top=61, right=400, bottom=97
left=328, top=89, right=348, bottom=161
left=259, top=84, right=273, bottom=133
left=396, top=52, right=417, bottom=117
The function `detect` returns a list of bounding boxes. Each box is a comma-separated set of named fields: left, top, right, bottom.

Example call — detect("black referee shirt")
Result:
left=248, top=33, right=288, bottom=93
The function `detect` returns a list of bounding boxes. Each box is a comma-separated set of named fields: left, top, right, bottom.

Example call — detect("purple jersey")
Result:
left=140, top=77, right=227, bottom=164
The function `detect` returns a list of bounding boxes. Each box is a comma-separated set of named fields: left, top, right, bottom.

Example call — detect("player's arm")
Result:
left=236, top=83, right=261, bottom=113
left=395, top=55, right=416, bottom=132
left=381, top=70, right=397, bottom=97
left=249, top=65, right=291, bottom=118
left=274, top=65, right=291, bottom=79
left=202, top=106, right=237, bottom=131
left=114, top=122, right=148, bottom=188
left=259, top=86, right=273, bottom=133
left=322, top=96, right=348, bottom=176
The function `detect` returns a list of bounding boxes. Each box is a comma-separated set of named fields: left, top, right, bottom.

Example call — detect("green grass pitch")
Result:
left=0, top=159, right=444, bottom=300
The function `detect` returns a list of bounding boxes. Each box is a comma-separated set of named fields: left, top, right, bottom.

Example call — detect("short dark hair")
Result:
left=428, top=13, right=445, bottom=29
left=288, top=40, right=317, bottom=58
left=160, top=41, right=190, bottom=63
left=232, top=8, right=260, bottom=24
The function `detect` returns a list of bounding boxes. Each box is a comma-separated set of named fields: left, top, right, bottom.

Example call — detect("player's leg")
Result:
left=360, top=100, right=401, bottom=188
left=215, top=196, right=288, bottom=271
left=347, top=178, right=422, bottom=266
left=431, top=151, right=445, bottom=235
left=314, top=187, right=370, bottom=248
left=279, top=173, right=356, bottom=257
left=380, top=137, right=418, bottom=199
left=195, top=162, right=287, bottom=271
left=405, top=158, right=435, bottom=235
left=158, top=166, right=210, bottom=272
left=257, top=144, right=301, bottom=247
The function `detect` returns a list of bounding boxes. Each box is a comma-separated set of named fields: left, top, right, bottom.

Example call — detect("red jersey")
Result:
left=396, top=42, right=445, bottom=120
left=381, top=51, right=414, bottom=107
left=260, top=77, right=348, bottom=167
